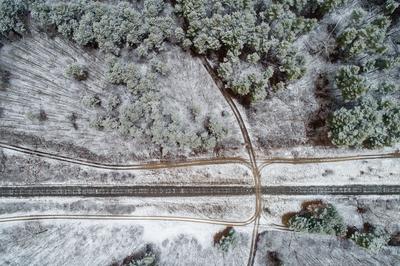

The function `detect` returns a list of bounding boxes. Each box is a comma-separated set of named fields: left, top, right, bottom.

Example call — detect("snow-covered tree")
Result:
left=0, top=0, right=28, bottom=37
left=287, top=201, right=347, bottom=237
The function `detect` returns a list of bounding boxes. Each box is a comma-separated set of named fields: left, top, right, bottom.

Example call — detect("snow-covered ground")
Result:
left=0, top=220, right=253, bottom=266
left=0, top=32, right=245, bottom=162
left=258, top=144, right=400, bottom=160
left=256, top=195, right=400, bottom=265
left=0, top=147, right=253, bottom=186
left=0, top=195, right=255, bottom=222
left=261, top=158, right=400, bottom=186
left=255, top=230, right=400, bottom=266
left=262, top=195, right=400, bottom=234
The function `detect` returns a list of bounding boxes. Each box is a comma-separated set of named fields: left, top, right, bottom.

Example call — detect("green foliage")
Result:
left=278, top=50, right=306, bottom=81
left=217, top=228, right=238, bottom=252
left=128, top=251, right=156, bottom=266
left=31, top=0, right=175, bottom=54
left=328, top=97, right=400, bottom=148
left=101, top=57, right=230, bottom=155
left=384, top=0, right=399, bottom=15
left=175, top=0, right=319, bottom=102
left=218, top=58, right=272, bottom=102
left=316, top=0, right=348, bottom=14
left=329, top=2, right=400, bottom=149
left=149, top=58, right=170, bottom=76
left=82, top=94, right=101, bottom=108
left=106, top=58, right=143, bottom=92
left=0, top=0, right=28, bottom=36
left=107, top=95, right=121, bottom=110
left=378, top=81, right=399, bottom=94
left=374, top=56, right=400, bottom=71
left=288, top=202, right=347, bottom=236
left=337, top=13, right=391, bottom=57
left=25, top=109, right=48, bottom=122
left=65, top=64, right=88, bottom=81
left=335, top=66, right=368, bottom=101
left=351, top=226, right=390, bottom=251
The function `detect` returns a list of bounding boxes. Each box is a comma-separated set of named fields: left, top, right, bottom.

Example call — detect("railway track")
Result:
left=1, top=57, right=399, bottom=266
left=0, top=185, right=254, bottom=197
left=1, top=185, right=399, bottom=197
left=263, top=185, right=400, bottom=195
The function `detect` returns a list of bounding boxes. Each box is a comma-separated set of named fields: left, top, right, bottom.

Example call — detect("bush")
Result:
left=106, top=58, right=146, bottom=93
left=215, top=227, right=238, bottom=252
left=287, top=201, right=347, bottom=236
left=26, top=109, right=48, bottom=122
left=350, top=225, right=390, bottom=251
left=0, top=67, right=10, bottom=89
left=107, top=95, right=121, bottom=110
left=81, top=94, right=101, bottom=108
left=65, top=64, right=88, bottom=81
left=0, top=0, right=28, bottom=37
left=128, top=251, right=156, bottom=266
left=335, top=66, right=368, bottom=101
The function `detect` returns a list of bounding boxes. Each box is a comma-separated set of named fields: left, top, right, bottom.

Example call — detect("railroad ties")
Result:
left=0, top=185, right=400, bottom=197
left=0, top=186, right=255, bottom=197
left=263, top=185, right=400, bottom=195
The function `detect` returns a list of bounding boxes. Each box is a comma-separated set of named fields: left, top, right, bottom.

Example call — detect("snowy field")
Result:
left=0, top=147, right=253, bottom=186
left=261, top=158, right=400, bottom=186
left=254, top=230, right=400, bottom=266
left=0, top=220, right=252, bottom=266
left=0, top=195, right=255, bottom=222
left=262, top=195, right=400, bottom=234
left=0, top=32, right=245, bottom=162
left=256, top=195, right=400, bottom=265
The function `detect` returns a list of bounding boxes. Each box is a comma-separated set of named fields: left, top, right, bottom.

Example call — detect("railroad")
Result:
left=1, top=185, right=399, bottom=197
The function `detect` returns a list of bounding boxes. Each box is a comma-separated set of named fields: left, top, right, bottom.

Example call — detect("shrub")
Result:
left=0, top=67, right=10, bottom=89
left=384, top=0, right=399, bottom=15
left=287, top=201, right=347, bottom=236
left=106, top=59, right=143, bottom=92
left=106, top=59, right=129, bottom=85
left=25, top=109, right=48, bottom=122
left=335, top=66, right=369, bottom=101
left=89, top=115, right=104, bottom=130
left=377, top=81, right=398, bottom=94
left=107, top=95, right=121, bottom=110
left=267, top=251, right=283, bottom=266
left=215, top=227, right=238, bottom=252
left=0, top=0, right=28, bottom=37
left=128, top=251, right=156, bottom=266
left=149, top=58, right=170, bottom=76
left=316, top=0, right=348, bottom=14
left=350, top=225, right=390, bottom=251
left=374, top=57, right=400, bottom=71
left=82, top=94, right=101, bottom=108
left=65, top=64, right=88, bottom=81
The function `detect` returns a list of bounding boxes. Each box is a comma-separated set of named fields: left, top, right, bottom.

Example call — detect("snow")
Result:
left=0, top=148, right=253, bottom=186
left=0, top=32, right=245, bottom=162
left=0, top=220, right=253, bottom=266
left=261, top=158, right=400, bottom=186
left=262, top=195, right=400, bottom=234
left=0, top=196, right=256, bottom=222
